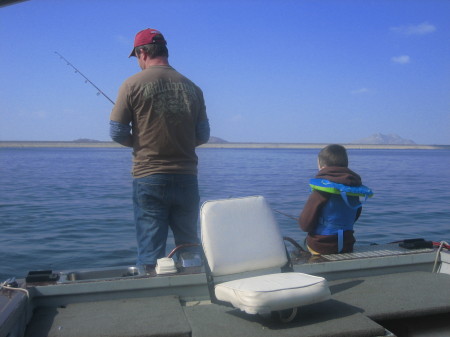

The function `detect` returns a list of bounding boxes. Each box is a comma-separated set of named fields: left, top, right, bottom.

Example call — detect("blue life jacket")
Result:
left=310, top=179, right=374, bottom=253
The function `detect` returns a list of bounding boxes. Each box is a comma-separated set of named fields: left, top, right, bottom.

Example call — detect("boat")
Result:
left=2, top=238, right=450, bottom=337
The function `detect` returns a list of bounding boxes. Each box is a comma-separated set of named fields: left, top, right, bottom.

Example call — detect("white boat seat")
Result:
left=200, top=195, right=331, bottom=316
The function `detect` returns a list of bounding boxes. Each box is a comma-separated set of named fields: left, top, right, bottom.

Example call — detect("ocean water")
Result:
left=1, top=147, right=449, bottom=280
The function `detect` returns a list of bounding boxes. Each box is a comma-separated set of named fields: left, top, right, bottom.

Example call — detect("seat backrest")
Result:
left=200, top=196, right=287, bottom=277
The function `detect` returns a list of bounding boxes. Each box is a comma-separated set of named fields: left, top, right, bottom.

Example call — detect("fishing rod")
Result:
left=54, top=51, right=115, bottom=105
left=274, top=210, right=307, bottom=252
left=274, top=209, right=299, bottom=222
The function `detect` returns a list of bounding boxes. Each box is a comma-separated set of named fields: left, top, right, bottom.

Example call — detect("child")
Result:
left=298, top=144, right=372, bottom=255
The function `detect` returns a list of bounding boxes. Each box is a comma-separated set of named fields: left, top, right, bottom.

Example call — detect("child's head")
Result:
left=318, top=144, right=348, bottom=169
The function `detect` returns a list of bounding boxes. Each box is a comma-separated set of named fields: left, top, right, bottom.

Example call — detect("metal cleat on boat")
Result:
left=2, top=277, right=19, bottom=288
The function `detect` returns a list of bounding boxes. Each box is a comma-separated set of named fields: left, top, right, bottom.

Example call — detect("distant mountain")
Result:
left=207, top=136, right=228, bottom=144
left=352, top=133, right=416, bottom=145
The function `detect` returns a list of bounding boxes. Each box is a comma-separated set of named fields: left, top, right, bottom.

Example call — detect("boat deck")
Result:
left=24, top=271, right=450, bottom=337
left=2, top=244, right=450, bottom=337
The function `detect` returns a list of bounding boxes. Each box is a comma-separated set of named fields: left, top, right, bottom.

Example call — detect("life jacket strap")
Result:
left=338, top=229, right=344, bottom=253
left=340, top=191, right=366, bottom=210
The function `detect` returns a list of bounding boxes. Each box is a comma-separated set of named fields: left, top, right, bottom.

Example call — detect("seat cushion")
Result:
left=201, top=196, right=288, bottom=276
left=215, top=272, right=331, bottom=315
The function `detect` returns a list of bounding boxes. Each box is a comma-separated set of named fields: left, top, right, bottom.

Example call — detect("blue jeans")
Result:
left=133, top=174, right=200, bottom=266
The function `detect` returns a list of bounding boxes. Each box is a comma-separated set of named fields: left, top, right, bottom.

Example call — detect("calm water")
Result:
left=1, top=147, right=449, bottom=280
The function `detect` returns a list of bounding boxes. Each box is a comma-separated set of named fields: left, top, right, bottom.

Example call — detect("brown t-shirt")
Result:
left=110, top=66, right=207, bottom=178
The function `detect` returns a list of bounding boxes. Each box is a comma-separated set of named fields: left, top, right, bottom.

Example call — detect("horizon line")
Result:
left=0, top=140, right=448, bottom=150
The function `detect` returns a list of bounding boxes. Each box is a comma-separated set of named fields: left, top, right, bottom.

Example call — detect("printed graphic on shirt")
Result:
left=142, top=79, right=199, bottom=126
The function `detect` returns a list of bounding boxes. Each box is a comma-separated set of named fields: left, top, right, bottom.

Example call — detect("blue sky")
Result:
left=1, top=0, right=449, bottom=144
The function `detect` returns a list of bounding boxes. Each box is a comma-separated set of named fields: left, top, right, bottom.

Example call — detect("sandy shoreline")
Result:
left=0, top=141, right=448, bottom=150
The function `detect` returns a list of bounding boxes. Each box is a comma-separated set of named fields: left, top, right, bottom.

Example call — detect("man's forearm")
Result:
left=196, top=119, right=210, bottom=146
left=110, top=120, right=133, bottom=147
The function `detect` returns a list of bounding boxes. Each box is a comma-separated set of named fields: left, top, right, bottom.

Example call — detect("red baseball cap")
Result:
left=129, top=28, right=167, bottom=57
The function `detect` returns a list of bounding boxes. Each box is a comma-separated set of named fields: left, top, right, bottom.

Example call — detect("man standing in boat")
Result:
left=109, top=28, right=210, bottom=271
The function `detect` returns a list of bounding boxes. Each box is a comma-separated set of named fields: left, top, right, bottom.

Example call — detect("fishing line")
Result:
left=274, top=209, right=299, bottom=222
left=54, top=51, right=115, bottom=105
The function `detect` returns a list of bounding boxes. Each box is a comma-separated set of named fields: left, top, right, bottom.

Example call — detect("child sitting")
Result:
left=298, top=144, right=372, bottom=255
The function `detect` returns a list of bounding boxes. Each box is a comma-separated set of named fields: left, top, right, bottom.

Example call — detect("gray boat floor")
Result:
left=25, top=271, right=450, bottom=337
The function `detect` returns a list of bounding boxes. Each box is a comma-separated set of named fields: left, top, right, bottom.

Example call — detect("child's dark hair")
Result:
left=318, top=144, right=348, bottom=167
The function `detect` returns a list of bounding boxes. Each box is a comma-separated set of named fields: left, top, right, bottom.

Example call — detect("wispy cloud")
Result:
left=391, top=55, right=411, bottom=65
left=350, top=88, right=370, bottom=95
left=390, top=22, right=436, bottom=36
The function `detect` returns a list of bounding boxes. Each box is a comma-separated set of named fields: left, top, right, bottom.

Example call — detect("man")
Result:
left=110, top=28, right=210, bottom=271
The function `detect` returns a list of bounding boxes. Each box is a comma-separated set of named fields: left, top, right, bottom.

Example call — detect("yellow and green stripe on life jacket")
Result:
left=309, top=178, right=374, bottom=210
